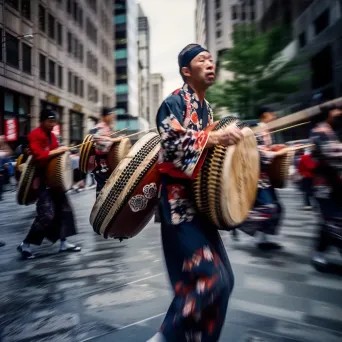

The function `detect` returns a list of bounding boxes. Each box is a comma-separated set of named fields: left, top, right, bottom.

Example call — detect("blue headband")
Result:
left=178, top=45, right=208, bottom=69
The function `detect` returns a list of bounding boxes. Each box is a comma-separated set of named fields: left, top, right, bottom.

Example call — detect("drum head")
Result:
left=60, top=152, right=73, bottom=192
left=17, top=156, right=40, bottom=206
left=107, top=137, right=132, bottom=172
left=79, top=134, right=95, bottom=173
left=220, top=127, right=259, bottom=226
left=90, top=132, right=161, bottom=239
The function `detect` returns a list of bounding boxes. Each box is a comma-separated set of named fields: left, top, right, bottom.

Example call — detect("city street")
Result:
left=1, top=186, right=342, bottom=342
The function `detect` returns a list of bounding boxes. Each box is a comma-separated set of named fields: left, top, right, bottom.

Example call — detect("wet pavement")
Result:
left=0, top=186, right=342, bottom=342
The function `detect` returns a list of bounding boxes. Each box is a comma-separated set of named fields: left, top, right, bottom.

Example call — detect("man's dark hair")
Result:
left=40, top=108, right=57, bottom=122
left=257, top=105, right=275, bottom=119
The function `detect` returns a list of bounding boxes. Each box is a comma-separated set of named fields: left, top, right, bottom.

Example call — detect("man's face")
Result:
left=42, top=119, right=57, bottom=132
left=263, top=112, right=276, bottom=123
left=183, top=51, right=216, bottom=87
left=103, top=113, right=115, bottom=126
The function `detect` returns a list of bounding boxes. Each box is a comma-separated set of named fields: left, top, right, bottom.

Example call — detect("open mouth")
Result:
left=206, top=72, right=215, bottom=78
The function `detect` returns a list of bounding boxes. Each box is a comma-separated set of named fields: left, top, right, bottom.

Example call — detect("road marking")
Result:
left=117, top=312, right=167, bottom=331
left=126, top=273, right=164, bottom=285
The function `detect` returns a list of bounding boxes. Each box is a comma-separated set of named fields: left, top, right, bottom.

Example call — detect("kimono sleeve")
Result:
left=310, top=129, right=342, bottom=175
left=28, top=133, right=50, bottom=161
left=157, top=95, right=209, bottom=179
left=93, top=125, right=113, bottom=154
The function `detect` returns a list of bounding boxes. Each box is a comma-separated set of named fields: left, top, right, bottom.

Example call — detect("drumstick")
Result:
left=110, top=128, right=128, bottom=137
left=259, top=121, right=311, bottom=137
left=124, top=127, right=157, bottom=139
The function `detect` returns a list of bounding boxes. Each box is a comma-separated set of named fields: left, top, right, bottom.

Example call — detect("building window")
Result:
left=74, top=75, right=78, bottom=95
left=39, top=54, right=46, bottom=80
left=216, top=11, right=221, bottom=21
left=48, top=14, right=55, bottom=40
left=232, top=5, right=237, bottom=20
left=87, top=0, right=97, bottom=13
left=58, top=65, right=63, bottom=88
left=73, top=1, right=78, bottom=21
left=299, top=31, right=307, bottom=48
left=80, top=80, right=84, bottom=98
left=49, top=60, right=56, bottom=85
left=86, top=19, right=97, bottom=44
left=115, top=49, right=127, bottom=59
left=79, top=44, right=84, bottom=63
left=67, top=0, right=72, bottom=14
left=57, top=22, right=63, bottom=46
left=5, top=0, right=18, bottom=11
left=314, top=9, right=330, bottom=36
left=67, top=31, right=72, bottom=53
left=68, top=71, right=72, bottom=92
left=39, top=5, right=46, bottom=32
left=115, top=14, right=126, bottom=24
left=79, top=9, right=83, bottom=28
left=70, top=111, right=83, bottom=143
left=215, top=0, right=221, bottom=9
left=116, top=84, right=129, bottom=94
left=0, top=28, right=2, bottom=61
left=21, top=0, right=31, bottom=20
left=6, top=33, right=19, bottom=68
left=74, top=38, right=78, bottom=59
left=22, top=43, right=31, bottom=74
left=216, top=30, right=222, bottom=38
left=251, top=11, right=255, bottom=21
left=242, top=11, right=246, bottom=21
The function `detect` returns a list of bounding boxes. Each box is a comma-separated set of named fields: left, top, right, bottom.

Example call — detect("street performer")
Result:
left=310, top=103, right=342, bottom=270
left=236, top=106, right=287, bottom=250
left=17, top=108, right=81, bottom=259
left=92, top=107, right=121, bottom=197
left=147, top=44, right=243, bottom=342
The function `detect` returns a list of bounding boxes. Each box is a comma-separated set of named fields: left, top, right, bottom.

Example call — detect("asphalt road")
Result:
left=0, top=186, right=341, bottom=342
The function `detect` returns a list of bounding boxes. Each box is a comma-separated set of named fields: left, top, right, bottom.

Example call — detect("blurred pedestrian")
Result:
left=298, top=148, right=316, bottom=209
left=310, top=103, right=342, bottom=269
left=17, top=108, right=81, bottom=259
left=0, top=135, right=13, bottom=201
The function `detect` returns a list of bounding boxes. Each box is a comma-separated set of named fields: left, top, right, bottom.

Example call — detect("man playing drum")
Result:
left=92, top=107, right=121, bottom=198
left=17, top=109, right=81, bottom=259
left=147, top=44, right=243, bottom=342
left=236, top=106, right=287, bottom=250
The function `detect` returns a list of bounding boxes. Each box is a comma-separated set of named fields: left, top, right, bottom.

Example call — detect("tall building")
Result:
left=195, top=0, right=258, bottom=63
left=0, top=0, right=114, bottom=146
left=150, top=73, right=164, bottom=123
left=138, top=4, right=151, bottom=127
left=114, top=0, right=138, bottom=117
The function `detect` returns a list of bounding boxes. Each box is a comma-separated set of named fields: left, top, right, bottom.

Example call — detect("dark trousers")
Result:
left=302, top=177, right=313, bottom=206
left=0, top=173, right=3, bottom=200
left=93, top=167, right=111, bottom=198
left=24, top=189, right=77, bottom=245
left=160, top=214, right=234, bottom=341
left=315, top=198, right=342, bottom=253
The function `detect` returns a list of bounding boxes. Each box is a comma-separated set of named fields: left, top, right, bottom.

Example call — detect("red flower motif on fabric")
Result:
left=191, top=111, right=199, bottom=125
left=167, top=184, right=186, bottom=201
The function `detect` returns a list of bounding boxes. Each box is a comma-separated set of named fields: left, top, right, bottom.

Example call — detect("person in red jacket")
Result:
left=17, top=108, right=81, bottom=259
left=298, top=149, right=316, bottom=209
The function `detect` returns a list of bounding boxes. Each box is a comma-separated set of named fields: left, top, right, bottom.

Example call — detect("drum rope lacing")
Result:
left=93, top=135, right=161, bottom=234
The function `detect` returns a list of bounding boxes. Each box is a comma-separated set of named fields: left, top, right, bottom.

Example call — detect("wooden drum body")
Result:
left=79, top=134, right=95, bottom=173
left=15, top=154, right=27, bottom=182
left=17, top=156, right=41, bottom=205
left=267, top=147, right=294, bottom=189
left=107, top=137, right=132, bottom=172
left=90, top=132, right=161, bottom=240
left=193, top=117, right=260, bottom=229
left=46, top=152, right=73, bottom=192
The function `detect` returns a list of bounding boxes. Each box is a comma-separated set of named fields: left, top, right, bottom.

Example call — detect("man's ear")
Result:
left=181, top=66, right=191, bottom=78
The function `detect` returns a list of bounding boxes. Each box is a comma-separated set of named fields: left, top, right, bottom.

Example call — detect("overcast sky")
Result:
left=138, top=0, right=196, bottom=97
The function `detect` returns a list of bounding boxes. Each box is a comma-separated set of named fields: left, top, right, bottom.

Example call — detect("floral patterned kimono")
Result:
left=237, top=123, right=283, bottom=237
left=156, top=84, right=234, bottom=342
left=310, top=123, right=342, bottom=250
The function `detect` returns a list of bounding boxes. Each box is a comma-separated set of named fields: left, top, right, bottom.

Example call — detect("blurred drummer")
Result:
left=237, top=106, right=287, bottom=250
left=310, top=103, right=342, bottom=270
left=92, top=107, right=121, bottom=197
left=17, top=108, right=81, bottom=260
left=148, top=44, right=243, bottom=342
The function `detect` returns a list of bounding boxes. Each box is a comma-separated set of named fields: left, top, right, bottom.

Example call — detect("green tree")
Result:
left=207, top=24, right=308, bottom=120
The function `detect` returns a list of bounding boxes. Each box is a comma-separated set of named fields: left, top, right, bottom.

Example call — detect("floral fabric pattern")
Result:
left=157, top=83, right=213, bottom=226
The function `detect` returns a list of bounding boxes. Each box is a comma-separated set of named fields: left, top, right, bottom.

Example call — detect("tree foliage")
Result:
left=207, top=24, right=309, bottom=120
